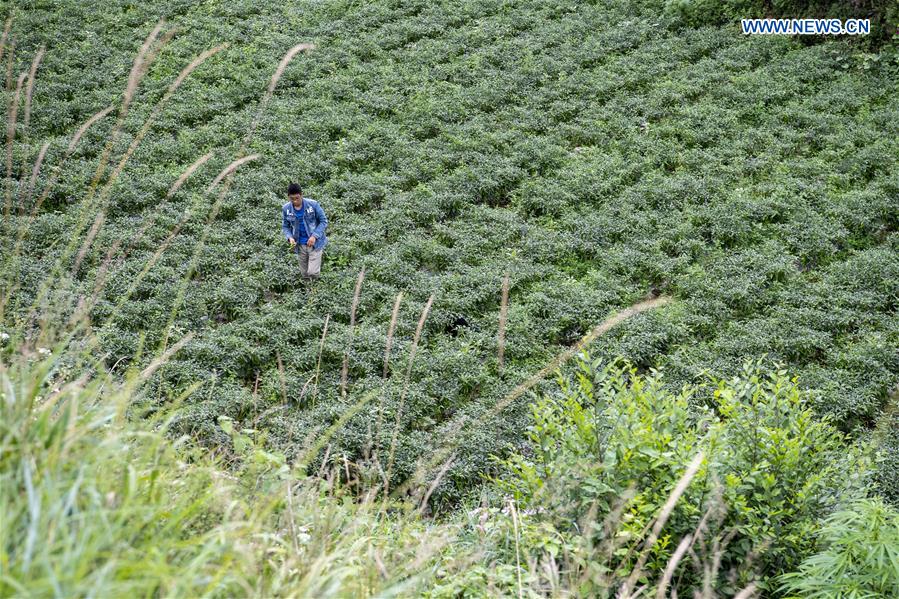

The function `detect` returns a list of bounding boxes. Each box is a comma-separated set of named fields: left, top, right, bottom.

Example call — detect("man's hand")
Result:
left=288, top=237, right=297, bottom=247
left=307, top=236, right=316, bottom=248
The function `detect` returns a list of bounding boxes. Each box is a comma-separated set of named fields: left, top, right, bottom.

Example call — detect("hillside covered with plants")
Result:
left=2, top=0, right=899, bottom=595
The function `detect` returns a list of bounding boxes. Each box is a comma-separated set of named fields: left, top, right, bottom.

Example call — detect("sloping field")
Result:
left=3, top=0, right=898, bottom=504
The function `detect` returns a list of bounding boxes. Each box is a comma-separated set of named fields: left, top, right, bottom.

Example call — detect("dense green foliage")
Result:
left=3, top=0, right=897, bottom=505
left=0, top=349, right=463, bottom=597
left=4, top=0, right=899, bottom=594
left=780, top=497, right=899, bottom=598
left=6, top=344, right=893, bottom=597
left=497, top=359, right=872, bottom=594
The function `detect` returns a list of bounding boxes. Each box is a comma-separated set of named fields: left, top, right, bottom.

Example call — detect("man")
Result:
left=281, top=183, right=328, bottom=280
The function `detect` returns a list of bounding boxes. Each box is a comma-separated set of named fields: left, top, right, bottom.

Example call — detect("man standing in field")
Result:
left=281, top=183, right=328, bottom=280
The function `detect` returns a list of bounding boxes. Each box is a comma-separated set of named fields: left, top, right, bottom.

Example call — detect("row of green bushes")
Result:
left=3, top=0, right=897, bottom=504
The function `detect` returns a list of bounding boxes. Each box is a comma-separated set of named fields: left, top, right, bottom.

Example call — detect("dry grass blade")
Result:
left=66, top=105, right=115, bottom=155
left=4, top=71, right=27, bottom=223
left=406, top=294, right=434, bottom=380
left=240, top=43, right=315, bottom=150
left=79, top=41, right=221, bottom=270
left=0, top=16, right=11, bottom=66
left=23, top=45, right=44, bottom=131
left=375, top=292, right=404, bottom=456
left=268, top=43, right=315, bottom=94
left=267, top=43, right=315, bottom=94
left=101, top=44, right=226, bottom=205
left=312, top=314, right=330, bottom=408
left=383, top=292, right=403, bottom=378
left=112, top=150, right=216, bottom=263
left=166, top=45, right=224, bottom=93
left=6, top=142, right=206, bottom=328
left=732, top=583, right=757, bottom=599
left=26, top=105, right=113, bottom=219
left=3, top=38, right=13, bottom=91
left=72, top=211, right=105, bottom=273
left=417, top=453, right=455, bottom=515
left=392, top=295, right=672, bottom=500
left=295, top=391, right=376, bottom=474
left=14, top=24, right=189, bottom=334
left=509, top=499, right=524, bottom=599
left=137, top=333, right=194, bottom=382
left=114, top=149, right=215, bottom=269
left=159, top=151, right=260, bottom=351
left=206, top=154, right=259, bottom=193
left=497, top=296, right=672, bottom=415
left=621, top=452, right=705, bottom=597
left=342, top=268, right=366, bottom=398
left=385, top=294, right=434, bottom=491
left=123, top=20, right=166, bottom=116
left=66, top=238, right=122, bottom=329
left=166, top=151, right=214, bottom=199
left=23, top=141, right=49, bottom=205
left=498, top=272, right=509, bottom=374
left=277, top=352, right=288, bottom=404
left=86, top=21, right=167, bottom=193
left=211, top=43, right=314, bottom=206
left=655, top=534, right=692, bottom=599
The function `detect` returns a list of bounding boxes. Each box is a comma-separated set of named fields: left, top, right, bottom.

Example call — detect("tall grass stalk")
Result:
left=169, top=151, right=215, bottom=199
left=385, top=293, right=434, bottom=493
left=66, top=44, right=226, bottom=278
left=159, top=153, right=259, bottom=350
left=241, top=43, right=315, bottom=150
left=383, top=291, right=403, bottom=379
left=342, top=267, right=365, bottom=398
left=22, top=44, right=43, bottom=132
left=204, top=152, right=258, bottom=194
left=113, top=150, right=215, bottom=263
left=15, top=23, right=173, bottom=334
left=0, top=17, right=11, bottom=66
left=0, top=347, right=467, bottom=597
left=3, top=38, right=13, bottom=90
left=620, top=451, right=704, bottom=597
left=395, top=295, right=673, bottom=499
left=22, top=140, right=48, bottom=206
left=312, top=313, right=330, bottom=408
left=376, top=292, right=404, bottom=456
left=20, top=104, right=115, bottom=220
left=216, top=43, right=314, bottom=202
left=1, top=104, right=112, bottom=326
left=3, top=71, right=26, bottom=224
left=510, top=498, right=524, bottom=599
left=498, top=272, right=509, bottom=374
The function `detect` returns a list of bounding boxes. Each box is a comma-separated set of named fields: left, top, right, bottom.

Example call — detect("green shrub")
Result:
left=780, top=497, right=899, bottom=598
left=497, top=357, right=872, bottom=594
left=875, top=406, right=899, bottom=505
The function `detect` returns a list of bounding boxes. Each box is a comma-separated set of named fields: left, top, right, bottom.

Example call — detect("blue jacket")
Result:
left=282, top=198, right=328, bottom=251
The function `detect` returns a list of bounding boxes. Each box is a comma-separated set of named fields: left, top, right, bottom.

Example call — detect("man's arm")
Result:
left=281, top=207, right=295, bottom=243
left=311, top=202, right=328, bottom=239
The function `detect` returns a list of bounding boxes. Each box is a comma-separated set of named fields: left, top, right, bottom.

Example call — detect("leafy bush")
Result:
left=875, top=405, right=899, bottom=505
left=497, top=357, right=872, bottom=594
left=780, top=497, right=899, bottom=598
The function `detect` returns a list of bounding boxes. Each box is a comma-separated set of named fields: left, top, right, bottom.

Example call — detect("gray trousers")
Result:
left=297, top=245, right=323, bottom=278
